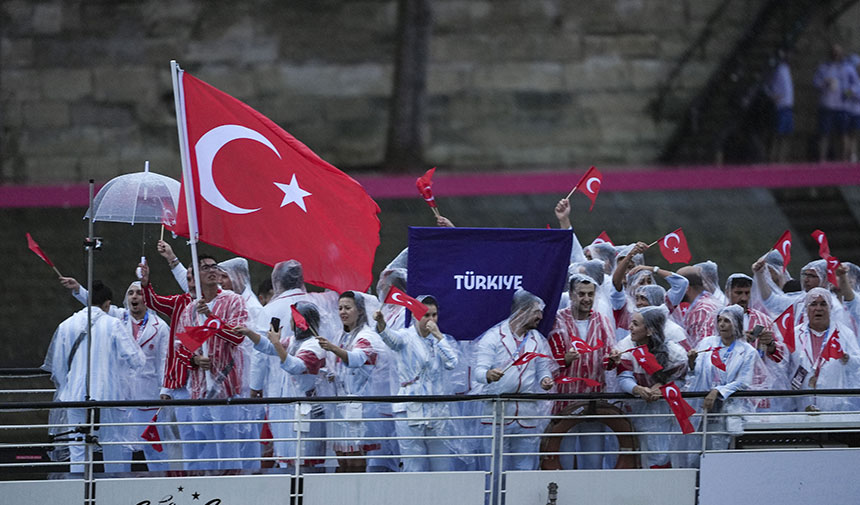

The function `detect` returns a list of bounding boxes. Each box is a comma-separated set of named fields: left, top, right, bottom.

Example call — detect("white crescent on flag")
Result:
left=663, top=232, right=680, bottom=248
left=585, top=177, right=601, bottom=194
left=664, top=384, right=681, bottom=405
left=195, top=124, right=280, bottom=215
left=391, top=291, right=413, bottom=307
left=780, top=313, right=791, bottom=329
left=781, top=240, right=790, bottom=256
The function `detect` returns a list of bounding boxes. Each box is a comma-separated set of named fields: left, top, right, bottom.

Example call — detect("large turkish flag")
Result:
left=171, top=70, right=381, bottom=292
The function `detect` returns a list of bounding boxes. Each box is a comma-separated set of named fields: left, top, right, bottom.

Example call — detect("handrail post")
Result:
left=700, top=408, right=709, bottom=464
left=295, top=402, right=303, bottom=501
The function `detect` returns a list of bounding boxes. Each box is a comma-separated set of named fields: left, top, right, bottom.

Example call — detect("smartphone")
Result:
left=751, top=324, right=764, bottom=337
left=271, top=317, right=281, bottom=333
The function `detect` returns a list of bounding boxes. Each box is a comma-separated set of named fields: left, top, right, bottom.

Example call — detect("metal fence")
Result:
left=1, top=378, right=859, bottom=505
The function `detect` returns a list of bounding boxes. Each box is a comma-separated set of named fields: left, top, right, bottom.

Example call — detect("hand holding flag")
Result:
left=660, top=382, right=696, bottom=434
left=384, top=286, right=429, bottom=320
left=26, top=233, right=62, bottom=277
left=567, top=166, right=603, bottom=211
left=570, top=337, right=603, bottom=354
left=416, top=167, right=440, bottom=217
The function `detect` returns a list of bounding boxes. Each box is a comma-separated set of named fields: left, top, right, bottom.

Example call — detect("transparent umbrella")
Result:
left=85, top=161, right=181, bottom=225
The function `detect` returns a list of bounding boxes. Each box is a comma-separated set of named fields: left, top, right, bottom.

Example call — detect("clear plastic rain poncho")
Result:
left=43, top=306, right=146, bottom=459
left=752, top=258, right=848, bottom=327
left=325, top=291, right=396, bottom=455
left=789, top=287, right=860, bottom=412
left=474, top=289, right=557, bottom=430
left=635, top=284, right=688, bottom=345
left=696, top=260, right=726, bottom=306
left=679, top=305, right=763, bottom=467
left=121, top=281, right=168, bottom=400
left=749, top=250, right=792, bottom=315
left=616, top=305, right=688, bottom=468
left=589, top=242, right=618, bottom=275
left=376, top=267, right=409, bottom=331
left=258, top=301, right=330, bottom=465
left=376, top=294, right=471, bottom=465
left=567, top=259, right=614, bottom=318
left=616, top=243, right=645, bottom=269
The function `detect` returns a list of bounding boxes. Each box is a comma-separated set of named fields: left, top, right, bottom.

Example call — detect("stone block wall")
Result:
left=2, top=0, right=762, bottom=184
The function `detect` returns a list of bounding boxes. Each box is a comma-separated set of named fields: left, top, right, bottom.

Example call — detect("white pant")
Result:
left=482, top=421, right=540, bottom=471
left=67, top=408, right=131, bottom=474
left=395, top=412, right=455, bottom=472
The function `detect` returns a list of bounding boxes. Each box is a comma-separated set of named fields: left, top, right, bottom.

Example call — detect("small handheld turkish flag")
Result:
left=811, top=230, right=831, bottom=259
left=291, top=304, right=309, bottom=331
left=709, top=347, right=727, bottom=371
left=555, top=376, right=601, bottom=388
left=26, top=233, right=56, bottom=268
left=631, top=345, right=663, bottom=374
left=660, top=382, right=696, bottom=434
left=141, top=412, right=163, bottom=452
left=416, top=167, right=438, bottom=209
left=775, top=305, right=795, bottom=353
left=176, top=316, right=222, bottom=352
left=658, top=228, right=692, bottom=264
left=511, top=351, right=550, bottom=366
left=825, top=256, right=841, bottom=288
left=820, top=330, right=845, bottom=361
left=574, top=166, right=603, bottom=212
left=384, top=286, right=429, bottom=320
left=570, top=337, right=603, bottom=354
left=595, top=231, right=613, bottom=246
left=772, top=230, right=791, bottom=272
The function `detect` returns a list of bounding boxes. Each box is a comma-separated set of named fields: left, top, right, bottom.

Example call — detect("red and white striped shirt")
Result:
left=142, top=283, right=194, bottom=390
left=175, top=290, right=248, bottom=399
left=682, top=292, right=723, bottom=350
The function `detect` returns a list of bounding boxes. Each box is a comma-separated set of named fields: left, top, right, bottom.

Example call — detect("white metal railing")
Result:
left=1, top=390, right=859, bottom=504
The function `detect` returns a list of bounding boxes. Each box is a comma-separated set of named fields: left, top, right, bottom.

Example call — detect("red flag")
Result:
left=175, top=316, right=222, bottom=352
left=416, top=167, right=438, bottom=209
left=512, top=352, right=550, bottom=366
left=291, top=304, right=309, bottom=331
left=170, top=69, right=380, bottom=293
left=570, top=337, right=603, bottom=354
left=554, top=376, right=601, bottom=388
left=709, top=347, right=727, bottom=371
left=825, top=255, right=841, bottom=288
left=677, top=302, right=690, bottom=319
left=141, top=412, right=163, bottom=452
left=595, top=231, right=613, bottom=246
left=384, top=286, right=429, bottom=320
left=26, top=233, right=55, bottom=267
left=811, top=230, right=830, bottom=259
left=772, top=230, right=791, bottom=272
left=775, top=305, right=795, bottom=353
left=631, top=345, right=663, bottom=374
left=820, top=330, right=845, bottom=361
left=660, top=382, right=696, bottom=434
left=658, top=228, right=692, bottom=264
left=574, top=166, right=603, bottom=211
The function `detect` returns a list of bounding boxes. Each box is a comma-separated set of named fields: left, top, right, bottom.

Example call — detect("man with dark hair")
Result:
left=372, top=295, right=460, bottom=472
left=44, top=280, right=146, bottom=473
left=677, top=265, right=724, bottom=350
left=174, top=254, right=249, bottom=470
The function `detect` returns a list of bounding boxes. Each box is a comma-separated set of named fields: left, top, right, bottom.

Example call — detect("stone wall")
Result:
left=2, top=0, right=763, bottom=184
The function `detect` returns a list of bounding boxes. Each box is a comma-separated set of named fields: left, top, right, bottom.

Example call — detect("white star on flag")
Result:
left=673, top=247, right=679, bottom=253
left=274, top=174, right=312, bottom=212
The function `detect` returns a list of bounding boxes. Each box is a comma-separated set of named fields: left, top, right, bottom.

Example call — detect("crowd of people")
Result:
left=42, top=198, right=860, bottom=474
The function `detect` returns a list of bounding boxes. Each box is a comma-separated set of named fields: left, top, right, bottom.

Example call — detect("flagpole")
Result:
left=565, top=184, right=579, bottom=200
left=171, top=60, right=212, bottom=391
